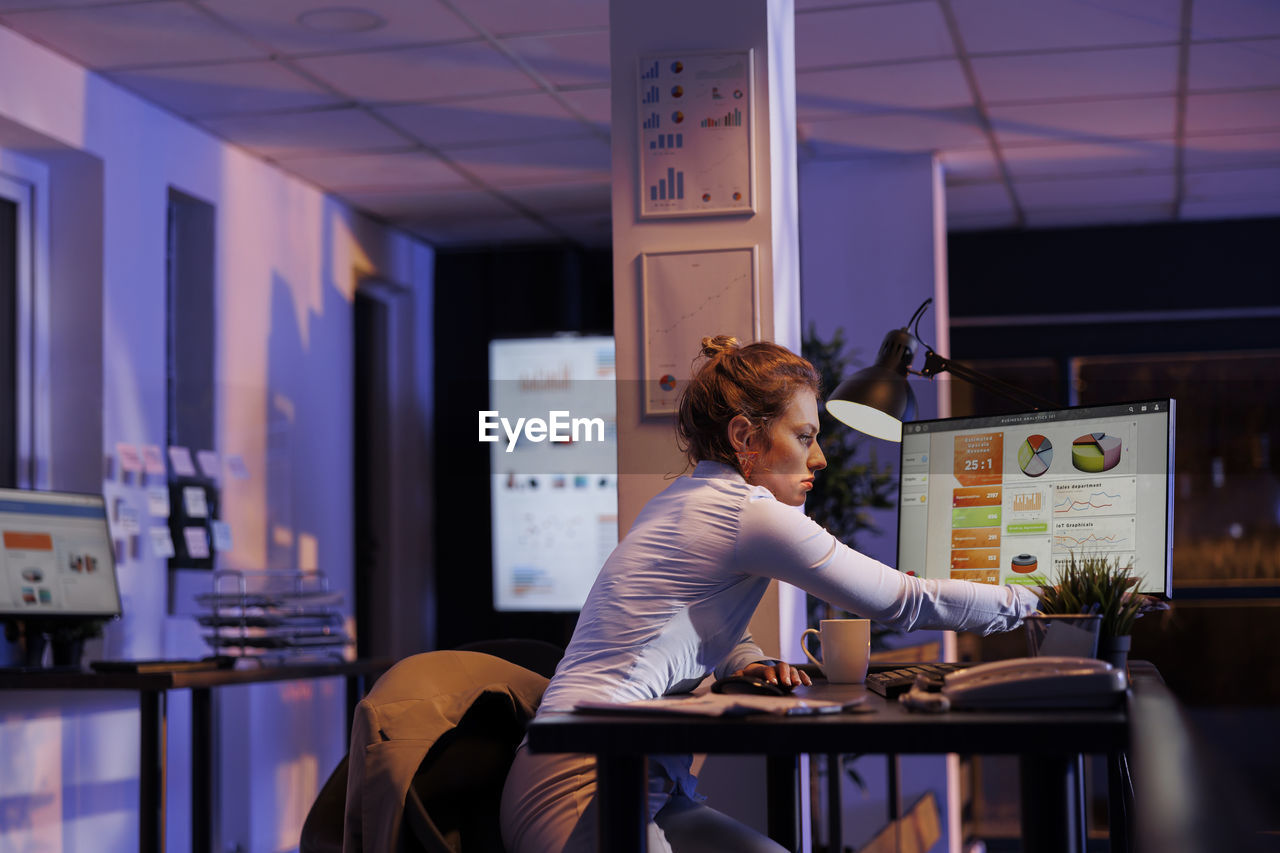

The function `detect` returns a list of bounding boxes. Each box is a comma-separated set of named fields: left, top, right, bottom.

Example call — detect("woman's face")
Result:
left=747, top=391, right=827, bottom=506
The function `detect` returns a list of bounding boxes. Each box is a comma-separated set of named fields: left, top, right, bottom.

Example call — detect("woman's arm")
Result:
left=734, top=497, right=1039, bottom=636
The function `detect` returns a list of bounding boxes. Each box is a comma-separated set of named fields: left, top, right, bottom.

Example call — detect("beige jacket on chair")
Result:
left=342, top=650, right=548, bottom=852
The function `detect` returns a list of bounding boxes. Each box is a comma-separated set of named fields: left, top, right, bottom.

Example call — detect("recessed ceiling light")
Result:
left=296, top=7, right=387, bottom=33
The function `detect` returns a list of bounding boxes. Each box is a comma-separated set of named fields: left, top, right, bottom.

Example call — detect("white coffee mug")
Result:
left=801, top=618, right=871, bottom=683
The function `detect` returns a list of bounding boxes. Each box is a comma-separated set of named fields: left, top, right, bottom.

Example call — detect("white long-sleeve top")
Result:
left=539, top=461, right=1040, bottom=717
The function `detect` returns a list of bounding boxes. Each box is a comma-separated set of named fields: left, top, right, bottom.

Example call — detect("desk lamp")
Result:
left=825, top=298, right=1056, bottom=441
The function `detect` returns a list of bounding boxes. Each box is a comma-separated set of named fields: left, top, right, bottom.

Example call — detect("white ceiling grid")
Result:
left=0, top=0, right=1277, bottom=246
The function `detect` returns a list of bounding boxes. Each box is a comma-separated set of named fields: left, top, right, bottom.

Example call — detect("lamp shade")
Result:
left=825, top=328, right=918, bottom=442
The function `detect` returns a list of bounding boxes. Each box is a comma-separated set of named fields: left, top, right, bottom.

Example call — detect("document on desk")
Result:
left=576, top=694, right=856, bottom=717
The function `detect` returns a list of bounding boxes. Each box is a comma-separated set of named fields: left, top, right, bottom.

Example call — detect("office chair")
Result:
left=300, top=649, right=552, bottom=853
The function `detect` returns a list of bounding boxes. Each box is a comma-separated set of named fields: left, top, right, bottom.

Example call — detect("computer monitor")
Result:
left=897, top=399, right=1175, bottom=597
left=0, top=487, right=122, bottom=619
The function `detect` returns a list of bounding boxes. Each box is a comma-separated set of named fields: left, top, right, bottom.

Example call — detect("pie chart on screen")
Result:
left=1072, top=432, right=1122, bottom=472
left=1017, top=434, right=1053, bottom=477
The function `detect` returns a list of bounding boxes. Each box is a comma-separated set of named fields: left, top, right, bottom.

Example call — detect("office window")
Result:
left=165, top=188, right=216, bottom=452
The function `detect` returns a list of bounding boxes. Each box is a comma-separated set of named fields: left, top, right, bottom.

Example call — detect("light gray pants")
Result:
left=500, top=745, right=788, bottom=853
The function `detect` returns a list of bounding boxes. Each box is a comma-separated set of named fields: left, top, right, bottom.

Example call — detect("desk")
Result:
left=0, top=658, right=390, bottom=853
left=526, top=680, right=1130, bottom=853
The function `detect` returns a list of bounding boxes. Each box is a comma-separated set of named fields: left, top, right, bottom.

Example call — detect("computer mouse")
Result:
left=711, top=674, right=792, bottom=697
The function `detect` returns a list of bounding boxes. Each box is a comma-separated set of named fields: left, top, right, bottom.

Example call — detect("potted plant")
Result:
left=1030, top=551, right=1166, bottom=669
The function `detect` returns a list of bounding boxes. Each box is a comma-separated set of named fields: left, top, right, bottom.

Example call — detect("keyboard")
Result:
left=865, top=662, right=969, bottom=698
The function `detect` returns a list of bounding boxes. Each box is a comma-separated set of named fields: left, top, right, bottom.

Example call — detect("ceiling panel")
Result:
left=945, top=181, right=1015, bottom=215
left=988, top=96, right=1176, bottom=146
left=1023, top=202, right=1171, bottom=227
left=452, top=0, right=608, bottom=37
left=1184, top=165, right=1280, bottom=199
left=1184, top=90, right=1280, bottom=134
left=556, top=85, right=611, bottom=130
left=1180, top=196, right=1280, bottom=220
left=938, top=147, right=1001, bottom=182
left=1001, top=139, right=1176, bottom=178
left=197, top=0, right=476, bottom=55
left=344, top=185, right=519, bottom=219
left=202, top=108, right=413, bottom=158
left=794, top=1, right=953, bottom=70
left=293, top=39, right=536, bottom=104
left=1182, top=130, right=1280, bottom=169
left=796, top=59, right=972, bottom=121
left=948, top=210, right=1019, bottom=230
left=0, top=1, right=265, bottom=68
left=950, top=0, right=1181, bottom=54
left=406, top=215, right=561, bottom=246
left=1014, top=172, right=1175, bottom=208
left=277, top=149, right=470, bottom=191
left=447, top=135, right=611, bottom=184
left=1187, top=39, right=1280, bottom=90
left=107, top=60, right=342, bottom=118
left=1190, top=0, right=1280, bottom=40
left=973, top=46, right=1178, bottom=103
left=802, top=108, right=988, bottom=157
left=501, top=29, right=610, bottom=89
left=375, top=92, right=589, bottom=149
left=0, top=0, right=121, bottom=8
left=502, top=180, right=612, bottom=216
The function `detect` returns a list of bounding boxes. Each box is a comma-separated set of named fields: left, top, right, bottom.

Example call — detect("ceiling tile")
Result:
left=452, top=0, right=608, bottom=37
left=541, top=211, right=612, bottom=247
left=0, top=1, right=265, bottom=68
left=1014, top=172, right=1174, bottom=208
left=1184, top=165, right=1280, bottom=199
left=557, top=86, right=611, bottom=129
left=1185, top=90, right=1280, bottom=134
left=448, top=136, right=611, bottom=184
left=343, top=185, right=519, bottom=219
left=1180, top=196, right=1280, bottom=220
left=794, top=2, right=953, bottom=69
left=801, top=107, right=988, bottom=157
left=107, top=60, right=341, bottom=118
left=946, top=181, right=1015, bottom=215
left=795, top=0, right=904, bottom=8
left=939, top=146, right=1001, bottom=182
left=376, top=92, right=589, bottom=148
left=201, top=108, right=412, bottom=158
left=1191, top=0, right=1280, bottom=40
left=276, top=149, right=469, bottom=191
left=1002, top=139, right=1176, bottom=178
left=0, top=0, right=119, bottom=8
left=973, top=46, right=1177, bottom=103
left=197, top=0, right=476, bottom=55
left=1188, top=39, right=1280, bottom=90
left=1024, top=203, right=1171, bottom=227
left=951, top=0, right=1180, bottom=54
left=1182, top=130, right=1280, bottom=169
left=293, top=39, right=536, bottom=104
left=797, top=59, right=972, bottom=121
left=948, top=210, right=1019, bottom=230
left=989, top=96, right=1176, bottom=146
left=501, top=29, right=609, bottom=89
left=502, top=180, right=612, bottom=216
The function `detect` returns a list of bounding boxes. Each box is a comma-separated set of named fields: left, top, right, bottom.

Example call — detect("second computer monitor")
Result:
left=897, top=399, right=1175, bottom=597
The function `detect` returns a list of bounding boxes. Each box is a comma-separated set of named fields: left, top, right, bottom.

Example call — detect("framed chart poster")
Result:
left=641, top=247, right=759, bottom=416
left=636, top=50, right=755, bottom=218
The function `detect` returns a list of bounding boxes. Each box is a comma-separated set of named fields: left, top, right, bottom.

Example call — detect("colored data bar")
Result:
left=641, top=60, right=660, bottom=79
left=643, top=113, right=660, bottom=130
left=643, top=85, right=660, bottom=104
left=647, top=133, right=684, bottom=150
left=700, top=107, right=742, bottom=128
left=649, top=167, right=685, bottom=202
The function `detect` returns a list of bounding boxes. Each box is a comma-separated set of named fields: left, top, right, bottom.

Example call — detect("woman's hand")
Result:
left=736, top=661, right=811, bottom=688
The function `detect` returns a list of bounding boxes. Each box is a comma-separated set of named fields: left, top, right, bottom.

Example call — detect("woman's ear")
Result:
left=727, top=414, right=754, bottom=452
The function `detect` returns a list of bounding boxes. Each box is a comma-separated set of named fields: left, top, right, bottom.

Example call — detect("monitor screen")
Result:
left=0, top=488, right=122, bottom=618
left=897, top=399, right=1174, bottom=597
left=488, top=335, right=618, bottom=611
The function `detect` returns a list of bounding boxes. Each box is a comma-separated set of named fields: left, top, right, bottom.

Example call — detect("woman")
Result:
left=500, top=336, right=1040, bottom=853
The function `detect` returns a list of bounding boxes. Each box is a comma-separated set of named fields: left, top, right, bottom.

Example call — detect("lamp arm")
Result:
left=918, top=350, right=1058, bottom=411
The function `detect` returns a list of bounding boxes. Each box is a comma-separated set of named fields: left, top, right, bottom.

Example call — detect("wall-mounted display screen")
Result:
left=489, top=336, right=617, bottom=611
left=897, top=399, right=1175, bottom=597
left=0, top=488, right=122, bottom=618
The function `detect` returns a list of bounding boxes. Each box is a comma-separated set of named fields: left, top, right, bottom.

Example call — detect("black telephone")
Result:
left=940, top=656, right=1126, bottom=709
